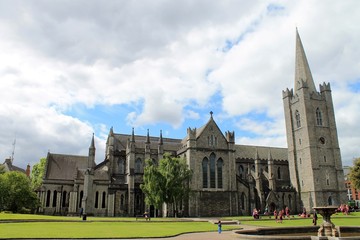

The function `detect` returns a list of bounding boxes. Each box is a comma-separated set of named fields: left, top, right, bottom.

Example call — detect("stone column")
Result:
left=108, top=193, right=115, bottom=217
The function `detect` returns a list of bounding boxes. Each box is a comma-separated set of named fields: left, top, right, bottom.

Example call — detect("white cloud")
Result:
left=0, top=1, right=359, bottom=169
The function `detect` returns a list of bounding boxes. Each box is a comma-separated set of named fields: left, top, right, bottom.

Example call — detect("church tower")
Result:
left=283, top=29, right=346, bottom=212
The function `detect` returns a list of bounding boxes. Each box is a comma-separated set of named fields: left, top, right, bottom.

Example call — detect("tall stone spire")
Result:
left=294, top=29, right=317, bottom=93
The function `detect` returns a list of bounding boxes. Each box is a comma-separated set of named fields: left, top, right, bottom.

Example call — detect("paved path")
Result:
left=114, top=231, right=239, bottom=240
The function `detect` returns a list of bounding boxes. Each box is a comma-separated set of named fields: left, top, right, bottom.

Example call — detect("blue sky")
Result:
left=0, top=1, right=359, bottom=168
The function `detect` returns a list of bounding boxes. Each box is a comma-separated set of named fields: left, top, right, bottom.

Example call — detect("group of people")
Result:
left=273, top=207, right=291, bottom=223
left=338, top=204, right=351, bottom=215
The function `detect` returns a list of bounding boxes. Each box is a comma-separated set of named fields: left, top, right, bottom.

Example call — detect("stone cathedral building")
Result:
left=37, top=31, right=346, bottom=217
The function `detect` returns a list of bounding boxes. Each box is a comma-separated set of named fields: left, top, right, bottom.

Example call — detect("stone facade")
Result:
left=37, top=30, right=346, bottom=217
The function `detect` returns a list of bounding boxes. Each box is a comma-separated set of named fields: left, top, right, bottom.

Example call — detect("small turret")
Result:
left=88, top=133, right=96, bottom=168
left=158, top=130, right=163, bottom=145
left=146, top=129, right=150, bottom=144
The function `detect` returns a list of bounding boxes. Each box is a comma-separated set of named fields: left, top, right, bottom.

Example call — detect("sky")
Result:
left=0, top=1, right=359, bottom=169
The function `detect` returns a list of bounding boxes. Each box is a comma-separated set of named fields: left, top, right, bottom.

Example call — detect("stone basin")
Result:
left=234, top=226, right=360, bottom=239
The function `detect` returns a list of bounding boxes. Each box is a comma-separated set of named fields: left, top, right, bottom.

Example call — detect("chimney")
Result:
left=26, top=164, right=31, bottom=177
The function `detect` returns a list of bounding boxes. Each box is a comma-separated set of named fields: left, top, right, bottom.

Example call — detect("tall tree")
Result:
left=0, top=164, right=5, bottom=174
left=31, top=157, right=46, bottom=190
left=349, top=157, right=360, bottom=189
left=141, top=153, right=192, bottom=216
left=0, top=171, right=40, bottom=212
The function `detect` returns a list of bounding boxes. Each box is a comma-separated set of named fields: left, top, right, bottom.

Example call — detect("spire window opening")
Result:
left=316, top=108, right=323, bottom=126
left=295, top=110, right=301, bottom=128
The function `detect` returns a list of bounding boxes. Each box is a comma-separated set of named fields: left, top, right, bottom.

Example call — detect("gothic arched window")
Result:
left=288, top=194, right=292, bottom=209
left=95, top=191, right=99, bottom=208
left=118, top=158, right=125, bottom=174
left=316, top=108, right=323, bottom=126
left=239, top=165, right=244, bottom=179
left=202, top=158, right=208, bottom=188
left=135, top=158, right=142, bottom=173
left=62, top=191, right=67, bottom=207
left=295, top=110, right=301, bottom=128
left=79, top=191, right=83, bottom=208
left=241, top=192, right=246, bottom=210
left=217, top=158, right=223, bottom=188
left=277, top=167, right=281, bottom=179
left=52, top=190, right=57, bottom=207
left=46, top=190, right=51, bottom=207
left=102, top=191, right=106, bottom=208
left=120, top=194, right=124, bottom=210
left=209, top=153, right=216, bottom=188
left=328, top=196, right=333, bottom=205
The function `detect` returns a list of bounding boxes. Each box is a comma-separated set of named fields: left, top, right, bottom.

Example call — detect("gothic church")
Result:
left=38, top=30, right=346, bottom=217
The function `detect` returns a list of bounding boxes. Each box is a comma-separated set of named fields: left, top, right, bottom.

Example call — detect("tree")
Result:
left=30, top=157, right=46, bottom=190
left=349, top=157, right=360, bottom=190
left=0, top=164, right=5, bottom=174
left=141, top=153, right=192, bottom=216
left=0, top=171, right=40, bottom=212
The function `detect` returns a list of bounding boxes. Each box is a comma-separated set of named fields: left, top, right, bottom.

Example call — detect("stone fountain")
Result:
left=313, top=206, right=339, bottom=237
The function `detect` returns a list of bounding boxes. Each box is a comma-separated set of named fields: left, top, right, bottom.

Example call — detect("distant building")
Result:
left=37, top=30, right=347, bottom=217
left=1, top=158, right=30, bottom=177
left=343, top=166, right=360, bottom=207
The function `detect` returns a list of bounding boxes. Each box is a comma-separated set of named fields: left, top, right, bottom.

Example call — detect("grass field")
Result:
left=1, top=212, right=359, bottom=238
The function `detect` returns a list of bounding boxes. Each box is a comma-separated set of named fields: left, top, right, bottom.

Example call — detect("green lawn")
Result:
left=0, top=213, right=238, bottom=238
left=1, top=212, right=359, bottom=238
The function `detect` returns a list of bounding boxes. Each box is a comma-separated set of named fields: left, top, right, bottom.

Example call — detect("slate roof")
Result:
left=113, top=134, right=182, bottom=152
left=45, top=153, right=88, bottom=180
left=2, top=158, right=26, bottom=173
left=234, top=145, right=288, bottom=161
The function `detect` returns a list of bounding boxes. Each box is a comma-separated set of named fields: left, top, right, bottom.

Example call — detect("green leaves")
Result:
left=140, top=153, right=192, bottom=212
left=30, top=157, right=46, bottom=190
left=0, top=171, right=40, bottom=212
left=349, top=158, right=360, bottom=190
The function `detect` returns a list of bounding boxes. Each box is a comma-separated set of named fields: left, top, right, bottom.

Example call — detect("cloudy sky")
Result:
left=0, top=1, right=359, bottom=169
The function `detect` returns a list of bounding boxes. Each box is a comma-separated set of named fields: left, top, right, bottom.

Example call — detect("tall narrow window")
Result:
left=328, top=196, right=333, bottom=205
left=241, top=192, right=245, bottom=210
left=118, top=158, right=125, bottom=174
left=52, top=190, right=57, bottom=207
left=295, top=110, right=301, bottom=128
left=120, top=194, right=124, bottom=210
left=239, top=165, right=244, bottom=179
left=95, top=191, right=99, bottom=208
left=62, top=191, right=67, bottom=207
left=135, top=158, right=142, bottom=173
left=277, top=167, right=281, bottom=179
left=79, top=191, right=83, bottom=208
left=316, top=108, right=323, bottom=126
left=217, top=159, right=223, bottom=188
left=210, top=153, right=216, bottom=188
left=46, top=190, right=51, bottom=207
left=288, top=195, right=292, bottom=209
left=102, top=191, right=106, bottom=208
left=202, top=158, right=208, bottom=188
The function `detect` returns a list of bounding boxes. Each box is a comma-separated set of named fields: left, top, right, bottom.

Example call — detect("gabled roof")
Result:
left=195, top=112, right=227, bottom=141
left=45, top=153, right=88, bottom=180
left=1, top=158, right=25, bottom=173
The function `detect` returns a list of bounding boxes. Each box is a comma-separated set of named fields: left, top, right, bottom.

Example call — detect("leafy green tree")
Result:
left=31, top=157, right=46, bottom=190
left=0, top=164, right=5, bottom=174
left=141, top=153, right=192, bottom=216
left=349, top=157, right=360, bottom=190
left=0, top=171, right=40, bottom=212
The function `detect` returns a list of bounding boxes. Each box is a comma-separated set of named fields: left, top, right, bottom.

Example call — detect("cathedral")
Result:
left=37, top=30, right=347, bottom=217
